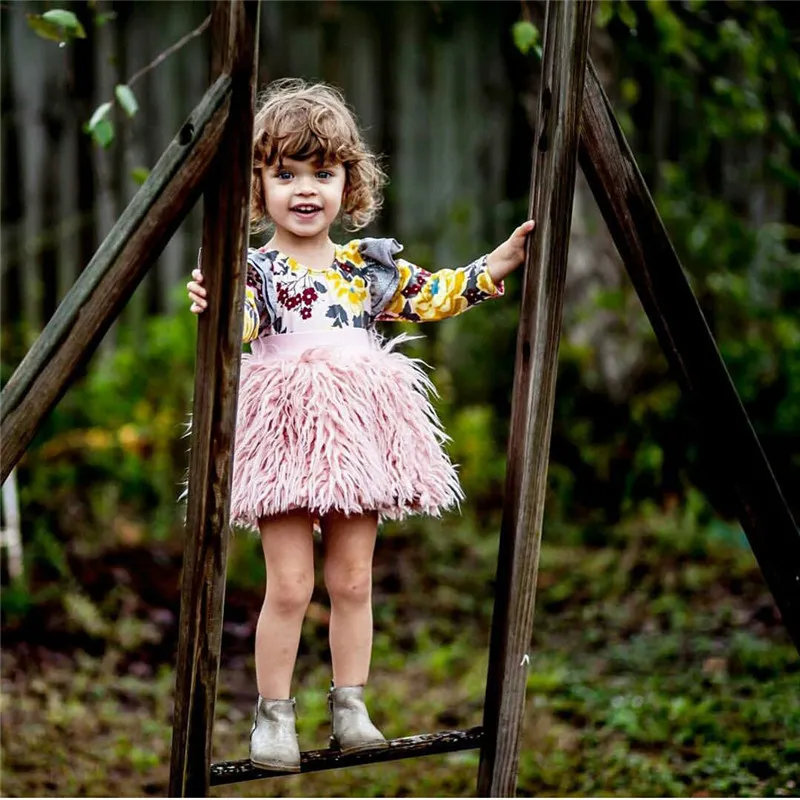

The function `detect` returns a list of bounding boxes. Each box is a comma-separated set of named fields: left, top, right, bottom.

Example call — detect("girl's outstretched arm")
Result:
left=376, top=220, right=535, bottom=324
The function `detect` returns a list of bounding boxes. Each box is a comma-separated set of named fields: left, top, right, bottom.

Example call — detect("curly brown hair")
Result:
left=250, top=79, right=386, bottom=233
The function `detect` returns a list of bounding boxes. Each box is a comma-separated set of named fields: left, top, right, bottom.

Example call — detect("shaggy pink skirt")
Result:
left=229, top=329, right=463, bottom=530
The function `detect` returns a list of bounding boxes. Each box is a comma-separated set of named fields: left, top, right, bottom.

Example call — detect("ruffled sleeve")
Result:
left=357, top=238, right=403, bottom=320
left=244, top=249, right=277, bottom=342
left=358, top=238, right=504, bottom=323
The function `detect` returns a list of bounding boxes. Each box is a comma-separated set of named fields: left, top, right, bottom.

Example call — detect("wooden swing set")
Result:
left=1, top=0, right=798, bottom=796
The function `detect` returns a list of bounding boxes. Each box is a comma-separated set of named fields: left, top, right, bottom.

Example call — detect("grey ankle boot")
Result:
left=249, top=697, right=301, bottom=772
left=328, top=685, right=389, bottom=754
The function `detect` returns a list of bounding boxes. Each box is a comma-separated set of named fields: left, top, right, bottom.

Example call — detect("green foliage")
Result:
left=503, top=2, right=798, bottom=528
left=114, top=84, right=139, bottom=119
left=84, top=85, right=139, bottom=149
left=24, top=4, right=140, bottom=150
left=84, top=101, right=114, bottom=149
left=569, top=1, right=799, bottom=522
left=130, top=166, right=151, bottom=186
left=27, top=9, right=86, bottom=43
left=596, top=0, right=638, bottom=32
left=511, top=20, right=541, bottom=59
left=14, top=310, right=198, bottom=557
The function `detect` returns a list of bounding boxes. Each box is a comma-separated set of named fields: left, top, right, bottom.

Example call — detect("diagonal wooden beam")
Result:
left=477, top=1, right=594, bottom=796
left=167, top=0, right=259, bottom=796
left=578, top=59, right=800, bottom=651
left=0, top=76, right=232, bottom=484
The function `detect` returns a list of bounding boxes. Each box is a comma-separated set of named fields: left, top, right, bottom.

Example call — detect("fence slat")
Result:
left=477, top=2, right=594, bottom=796
left=167, top=1, right=259, bottom=796
left=578, top=60, right=800, bottom=651
left=0, top=76, right=232, bottom=484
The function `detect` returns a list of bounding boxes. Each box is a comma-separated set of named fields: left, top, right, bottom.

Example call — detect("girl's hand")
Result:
left=187, top=269, right=207, bottom=314
left=486, top=219, right=536, bottom=283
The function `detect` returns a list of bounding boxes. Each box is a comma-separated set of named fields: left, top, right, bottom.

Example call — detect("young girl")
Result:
left=187, top=79, right=533, bottom=772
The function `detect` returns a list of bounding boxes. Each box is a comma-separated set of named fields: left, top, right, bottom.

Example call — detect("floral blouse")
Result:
left=242, top=238, right=504, bottom=342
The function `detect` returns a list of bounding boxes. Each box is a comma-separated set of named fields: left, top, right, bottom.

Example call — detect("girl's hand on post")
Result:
left=187, top=269, right=207, bottom=314
left=486, top=219, right=536, bottom=283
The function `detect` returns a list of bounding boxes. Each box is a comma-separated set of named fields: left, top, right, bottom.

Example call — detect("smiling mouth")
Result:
left=290, top=205, right=322, bottom=215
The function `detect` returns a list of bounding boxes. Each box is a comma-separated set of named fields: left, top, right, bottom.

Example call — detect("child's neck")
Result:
left=268, top=229, right=335, bottom=271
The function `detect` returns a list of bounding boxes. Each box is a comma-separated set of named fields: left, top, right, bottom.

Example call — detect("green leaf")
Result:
left=26, top=15, right=66, bottom=42
left=115, top=84, right=139, bottom=119
left=621, top=77, right=640, bottom=105
left=596, top=1, right=615, bottom=29
left=130, top=166, right=150, bottom=186
left=41, top=9, right=87, bottom=38
left=91, top=119, right=115, bottom=149
left=86, top=101, right=113, bottom=131
left=618, top=1, right=638, bottom=30
left=512, top=20, right=540, bottom=56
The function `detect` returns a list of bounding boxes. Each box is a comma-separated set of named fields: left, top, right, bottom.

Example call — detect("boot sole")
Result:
left=250, top=758, right=301, bottom=773
left=330, top=738, right=390, bottom=756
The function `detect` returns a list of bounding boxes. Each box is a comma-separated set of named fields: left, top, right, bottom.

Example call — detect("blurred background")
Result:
left=1, top=0, right=798, bottom=797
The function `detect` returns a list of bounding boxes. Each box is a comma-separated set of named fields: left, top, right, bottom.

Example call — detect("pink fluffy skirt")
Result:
left=229, top=330, right=463, bottom=530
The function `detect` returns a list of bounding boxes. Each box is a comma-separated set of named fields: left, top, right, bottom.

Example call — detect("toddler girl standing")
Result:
left=187, top=78, right=533, bottom=772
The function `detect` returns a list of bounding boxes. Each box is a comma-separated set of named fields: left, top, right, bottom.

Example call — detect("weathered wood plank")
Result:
left=578, top=60, right=800, bottom=651
left=477, top=1, right=594, bottom=796
left=167, top=1, right=259, bottom=797
left=0, top=76, right=232, bottom=484
left=210, top=727, right=484, bottom=786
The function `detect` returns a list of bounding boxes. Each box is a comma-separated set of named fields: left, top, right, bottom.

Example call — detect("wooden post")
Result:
left=167, top=1, right=259, bottom=796
left=477, top=1, right=594, bottom=796
left=577, top=60, right=800, bottom=651
left=0, top=77, right=232, bottom=484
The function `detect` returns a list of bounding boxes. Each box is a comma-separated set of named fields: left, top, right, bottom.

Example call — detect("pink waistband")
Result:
left=250, top=329, right=372, bottom=359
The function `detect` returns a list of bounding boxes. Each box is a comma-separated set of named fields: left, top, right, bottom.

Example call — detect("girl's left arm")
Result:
left=377, top=220, right=534, bottom=323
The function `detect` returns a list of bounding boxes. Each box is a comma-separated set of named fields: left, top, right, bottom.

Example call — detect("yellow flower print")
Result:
left=242, top=286, right=260, bottom=342
left=327, top=270, right=368, bottom=313
left=477, top=267, right=502, bottom=296
left=285, top=255, right=302, bottom=273
left=413, top=269, right=468, bottom=321
left=337, top=240, right=366, bottom=269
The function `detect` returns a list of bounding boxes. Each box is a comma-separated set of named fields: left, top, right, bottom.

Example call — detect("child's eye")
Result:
left=277, top=171, right=293, bottom=180
left=316, top=170, right=333, bottom=180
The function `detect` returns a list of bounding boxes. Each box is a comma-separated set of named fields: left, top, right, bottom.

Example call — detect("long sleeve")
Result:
left=242, top=285, right=261, bottom=343
left=376, top=254, right=504, bottom=323
left=243, top=257, right=272, bottom=343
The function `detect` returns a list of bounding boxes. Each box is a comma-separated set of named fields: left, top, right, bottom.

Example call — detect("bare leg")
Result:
left=255, top=509, right=315, bottom=699
left=321, top=511, right=379, bottom=687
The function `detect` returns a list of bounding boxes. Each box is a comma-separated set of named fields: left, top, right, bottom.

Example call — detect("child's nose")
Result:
left=295, top=176, right=316, bottom=194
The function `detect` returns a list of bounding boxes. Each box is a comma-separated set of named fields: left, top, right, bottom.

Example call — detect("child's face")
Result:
left=262, top=157, right=346, bottom=241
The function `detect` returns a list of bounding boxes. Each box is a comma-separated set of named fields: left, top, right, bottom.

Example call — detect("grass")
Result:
left=1, top=515, right=798, bottom=797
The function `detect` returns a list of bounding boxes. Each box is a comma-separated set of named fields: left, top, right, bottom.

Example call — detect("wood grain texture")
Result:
left=210, top=727, right=484, bottom=786
left=578, top=60, right=800, bottom=651
left=0, top=75, right=232, bottom=483
left=477, top=1, right=594, bottom=796
left=167, top=1, right=259, bottom=797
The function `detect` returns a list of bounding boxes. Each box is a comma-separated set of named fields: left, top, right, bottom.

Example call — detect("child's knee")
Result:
left=324, top=566, right=373, bottom=606
left=267, top=571, right=314, bottom=615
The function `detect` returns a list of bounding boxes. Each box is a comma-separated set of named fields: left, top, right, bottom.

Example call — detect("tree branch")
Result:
left=128, top=13, right=211, bottom=88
